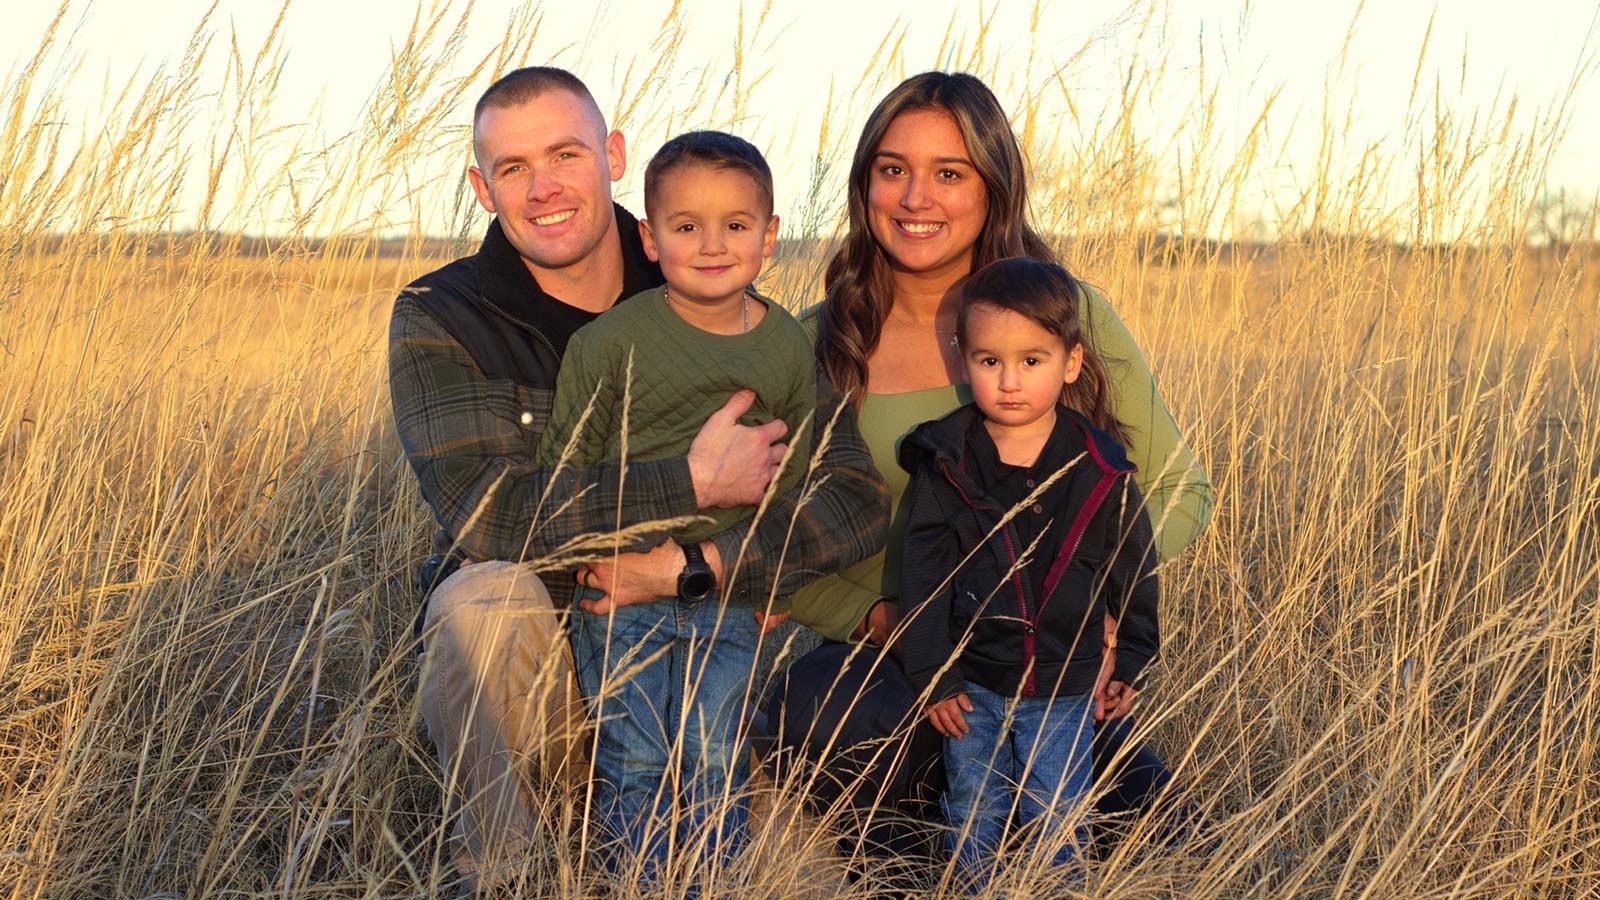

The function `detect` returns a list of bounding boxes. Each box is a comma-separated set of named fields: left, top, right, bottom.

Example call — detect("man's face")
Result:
left=468, top=89, right=626, bottom=278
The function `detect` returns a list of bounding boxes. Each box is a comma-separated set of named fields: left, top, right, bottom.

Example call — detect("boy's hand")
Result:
left=927, top=693, right=973, bottom=738
left=688, top=389, right=789, bottom=509
left=754, top=609, right=789, bottom=635
left=1095, top=679, right=1137, bottom=722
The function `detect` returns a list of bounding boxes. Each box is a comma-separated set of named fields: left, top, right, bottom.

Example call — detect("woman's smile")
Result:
left=867, top=107, right=987, bottom=282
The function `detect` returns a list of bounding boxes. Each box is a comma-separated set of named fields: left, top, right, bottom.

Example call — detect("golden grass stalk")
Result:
left=2, top=1, right=1596, bottom=896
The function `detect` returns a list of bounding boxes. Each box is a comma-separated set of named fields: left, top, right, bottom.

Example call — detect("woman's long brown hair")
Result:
left=818, top=71, right=1056, bottom=404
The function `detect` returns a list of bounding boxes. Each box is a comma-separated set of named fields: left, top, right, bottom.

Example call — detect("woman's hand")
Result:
left=1091, top=612, right=1139, bottom=722
left=1096, top=680, right=1138, bottom=721
left=851, top=598, right=902, bottom=647
left=927, top=692, right=973, bottom=738
left=754, top=609, right=790, bottom=635
left=1092, top=612, right=1117, bottom=721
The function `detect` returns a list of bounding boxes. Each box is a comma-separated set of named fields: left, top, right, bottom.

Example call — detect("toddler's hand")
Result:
left=927, top=693, right=973, bottom=739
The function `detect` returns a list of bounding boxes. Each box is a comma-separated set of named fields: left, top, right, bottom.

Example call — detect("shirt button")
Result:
left=520, top=411, right=534, bottom=426
left=1025, top=479, right=1036, bottom=488
left=1032, top=504, right=1044, bottom=514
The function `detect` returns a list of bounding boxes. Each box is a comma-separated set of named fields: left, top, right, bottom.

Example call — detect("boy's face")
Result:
left=640, top=164, right=778, bottom=308
left=962, top=302, right=1083, bottom=434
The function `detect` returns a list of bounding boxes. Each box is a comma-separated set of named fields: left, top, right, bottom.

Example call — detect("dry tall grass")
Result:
left=2, top=2, right=1597, bottom=897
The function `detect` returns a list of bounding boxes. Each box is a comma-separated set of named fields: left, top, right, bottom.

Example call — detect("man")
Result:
left=387, top=66, right=888, bottom=886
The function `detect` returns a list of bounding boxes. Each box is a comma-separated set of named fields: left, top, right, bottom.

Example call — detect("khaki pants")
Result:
left=417, top=561, right=588, bottom=886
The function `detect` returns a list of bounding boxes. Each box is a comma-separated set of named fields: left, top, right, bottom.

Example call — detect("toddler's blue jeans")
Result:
left=941, top=682, right=1094, bottom=886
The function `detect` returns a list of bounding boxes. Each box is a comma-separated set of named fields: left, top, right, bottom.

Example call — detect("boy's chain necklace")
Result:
left=663, top=286, right=749, bottom=333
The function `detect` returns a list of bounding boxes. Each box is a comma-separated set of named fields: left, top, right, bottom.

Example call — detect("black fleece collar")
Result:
left=475, top=203, right=664, bottom=355
left=901, top=403, right=1135, bottom=480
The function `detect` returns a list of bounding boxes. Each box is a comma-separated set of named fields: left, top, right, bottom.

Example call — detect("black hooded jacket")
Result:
left=894, top=404, right=1160, bottom=704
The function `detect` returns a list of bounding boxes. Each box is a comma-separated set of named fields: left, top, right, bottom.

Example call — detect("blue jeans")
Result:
left=942, top=682, right=1094, bottom=884
left=570, top=598, right=760, bottom=875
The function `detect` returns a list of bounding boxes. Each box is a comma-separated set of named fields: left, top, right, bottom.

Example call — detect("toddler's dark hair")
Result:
left=644, top=130, right=774, bottom=219
left=957, top=257, right=1129, bottom=445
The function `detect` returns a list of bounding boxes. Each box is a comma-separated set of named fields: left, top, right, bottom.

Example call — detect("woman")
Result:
left=769, top=71, right=1213, bottom=865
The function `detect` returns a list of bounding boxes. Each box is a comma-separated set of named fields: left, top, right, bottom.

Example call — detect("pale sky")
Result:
left=6, top=0, right=1598, bottom=240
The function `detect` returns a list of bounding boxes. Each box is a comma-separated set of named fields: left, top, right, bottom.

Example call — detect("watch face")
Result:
left=679, top=567, right=715, bottom=603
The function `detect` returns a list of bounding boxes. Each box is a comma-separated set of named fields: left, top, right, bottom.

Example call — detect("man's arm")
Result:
left=707, top=371, right=890, bottom=608
left=389, top=294, right=699, bottom=562
left=586, top=372, right=891, bottom=610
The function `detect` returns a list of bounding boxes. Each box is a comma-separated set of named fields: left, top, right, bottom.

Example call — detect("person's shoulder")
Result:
left=397, top=253, right=480, bottom=312
left=1073, top=278, right=1123, bottom=322
left=762, top=299, right=813, bottom=344
left=795, top=300, right=825, bottom=341
left=898, top=403, right=979, bottom=471
left=1059, top=407, right=1135, bottom=473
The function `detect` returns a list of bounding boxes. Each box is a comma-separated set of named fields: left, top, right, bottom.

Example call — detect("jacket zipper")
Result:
left=939, top=460, right=1040, bottom=696
left=937, top=432, right=1132, bottom=698
left=478, top=295, right=559, bottom=361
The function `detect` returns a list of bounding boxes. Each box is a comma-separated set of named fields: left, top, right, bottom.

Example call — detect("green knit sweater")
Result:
left=536, top=284, right=814, bottom=549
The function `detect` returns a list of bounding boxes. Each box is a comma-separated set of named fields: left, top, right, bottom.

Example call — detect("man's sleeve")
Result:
left=388, top=292, right=698, bottom=562
left=1081, top=284, right=1214, bottom=563
left=707, top=366, right=890, bottom=609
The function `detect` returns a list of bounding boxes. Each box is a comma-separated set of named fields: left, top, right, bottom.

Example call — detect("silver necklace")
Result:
left=664, top=287, right=749, bottom=333
left=890, top=310, right=958, bottom=348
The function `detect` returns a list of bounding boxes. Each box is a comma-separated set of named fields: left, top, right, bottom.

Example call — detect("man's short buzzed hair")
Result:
left=643, top=130, right=775, bottom=219
left=472, top=67, right=606, bottom=160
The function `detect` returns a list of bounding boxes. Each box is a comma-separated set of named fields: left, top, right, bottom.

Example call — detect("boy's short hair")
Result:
left=643, top=131, right=775, bottom=219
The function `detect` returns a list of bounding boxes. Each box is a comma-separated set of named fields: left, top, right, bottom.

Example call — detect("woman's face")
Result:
left=866, top=106, right=989, bottom=285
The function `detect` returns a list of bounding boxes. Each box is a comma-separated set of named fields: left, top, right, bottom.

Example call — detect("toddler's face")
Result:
left=963, top=302, right=1082, bottom=433
left=641, top=164, right=778, bottom=309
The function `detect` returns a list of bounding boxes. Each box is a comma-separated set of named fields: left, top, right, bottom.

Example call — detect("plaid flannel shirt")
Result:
left=387, top=213, right=889, bottom=606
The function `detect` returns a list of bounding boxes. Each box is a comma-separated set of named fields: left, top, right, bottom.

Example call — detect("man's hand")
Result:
left=577, top=541, right=727, bottom=615
left=577, top=542, right=685, bottom=614
left=927, top=692, right=973, bottom=738
left=688, top=389, right=789, bottom=509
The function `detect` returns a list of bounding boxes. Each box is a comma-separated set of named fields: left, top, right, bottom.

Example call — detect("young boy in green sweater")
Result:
left=535, top=130, right=811, bottom=872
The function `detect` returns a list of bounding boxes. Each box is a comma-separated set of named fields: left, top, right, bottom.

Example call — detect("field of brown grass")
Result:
left=3, top=3, right=1597, bottom=897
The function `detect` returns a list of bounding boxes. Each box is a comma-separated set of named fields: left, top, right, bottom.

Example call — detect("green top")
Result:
left=788, top=283, right=1214, bottom=641
left=537, top=284, right=815, bottom=547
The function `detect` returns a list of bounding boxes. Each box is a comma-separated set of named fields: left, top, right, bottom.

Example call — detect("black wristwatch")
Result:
left=676, top=541, right=716, bottom=604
